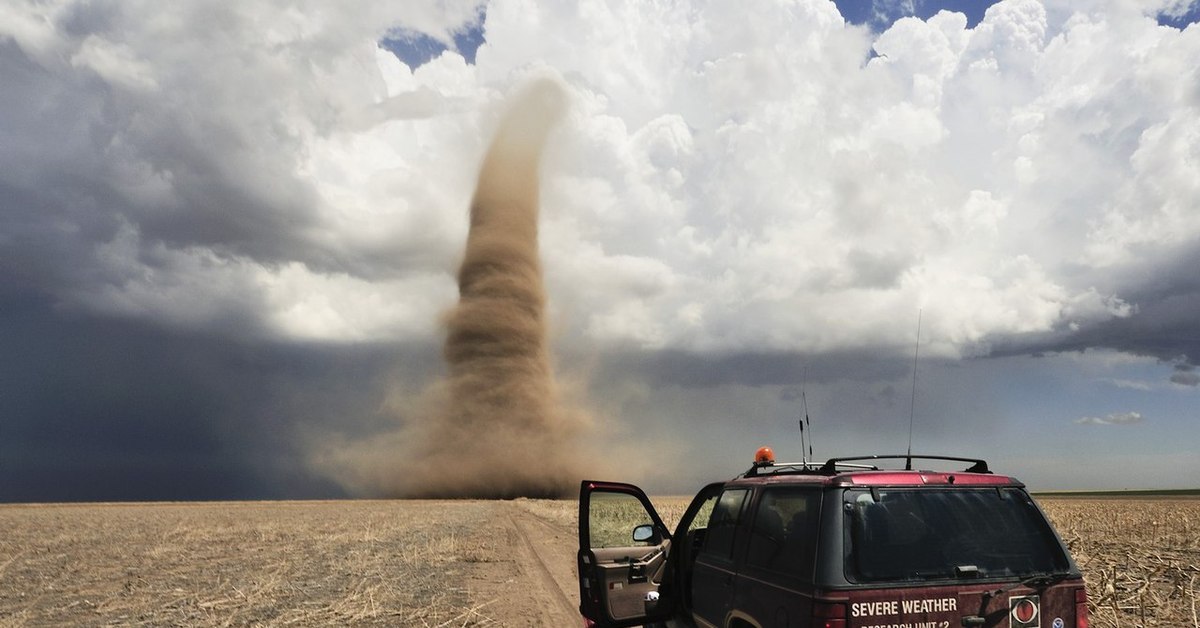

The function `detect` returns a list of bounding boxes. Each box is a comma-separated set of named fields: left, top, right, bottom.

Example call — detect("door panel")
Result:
left=592, top=546, right=670, bottom=620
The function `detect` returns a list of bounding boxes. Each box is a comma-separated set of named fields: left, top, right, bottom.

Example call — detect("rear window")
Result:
left=844, top=488, right=1070, bottom=583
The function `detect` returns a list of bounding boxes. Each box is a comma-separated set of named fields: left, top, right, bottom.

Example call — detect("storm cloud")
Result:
left=3, top=0, right=1199, bottom=499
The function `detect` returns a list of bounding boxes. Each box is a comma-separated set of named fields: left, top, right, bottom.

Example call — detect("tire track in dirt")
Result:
left=504, top=503, right=579, bottom=622
left=462, top=501, right=580, bottom=626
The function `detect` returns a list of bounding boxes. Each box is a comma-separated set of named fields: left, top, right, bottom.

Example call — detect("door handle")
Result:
left=629, top=562, right=647, bottom=583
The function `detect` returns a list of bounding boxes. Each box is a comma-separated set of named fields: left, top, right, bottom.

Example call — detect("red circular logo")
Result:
left=1012, top=598, right=1039, bottom=623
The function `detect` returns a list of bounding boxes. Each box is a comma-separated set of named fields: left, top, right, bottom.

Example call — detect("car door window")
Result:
left=685, top=495, right=717, bottom=533
left=745, top=487, right=820, bottom=581
left=589, top=491, right=662, bottom=548
left=699, top=488, right=749, bottom=561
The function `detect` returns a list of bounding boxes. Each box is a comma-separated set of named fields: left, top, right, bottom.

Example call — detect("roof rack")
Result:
left=741, top=454, right=992, bottom=478
left=743, top=461, right=814, bottom=477
left=819, top=454, right=990, bottom=474
left=742, top=459, right=882, bottom=478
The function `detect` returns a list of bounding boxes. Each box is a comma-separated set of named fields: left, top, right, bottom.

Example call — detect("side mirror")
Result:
left=632, top=524, right=661, bottom=544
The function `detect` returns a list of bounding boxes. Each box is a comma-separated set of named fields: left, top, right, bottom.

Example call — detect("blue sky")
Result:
left=381, top=21, right=486, bottom=67
left=834, top=0, right=994, bottom=30
left=2, top=0, right=1199, bottom=501
left=383, top=1, right=1200, bottom=70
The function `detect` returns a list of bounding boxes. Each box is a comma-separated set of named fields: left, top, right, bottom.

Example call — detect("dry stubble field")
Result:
left=0, top=496, right=1196, bottom=627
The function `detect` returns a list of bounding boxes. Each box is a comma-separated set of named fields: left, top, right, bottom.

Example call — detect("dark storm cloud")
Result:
left=989, top=243, right=1200, bottom=370
left=0, top=3, right=424, bottom=338
left=0, top=294, right=436, bottom=502
left=0, top=5, right=441, bottom=502
left=1170, top=367, right=1200, bottom=387
left=1075, top=244, right=1200, bottom=369
left=598, top=347, right=916, bottom=389
left=581, top=346, right=972, bottom=440
left=0, top=21, right=322, bottom=259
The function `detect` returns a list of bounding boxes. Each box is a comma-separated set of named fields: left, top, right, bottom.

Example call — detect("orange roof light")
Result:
left=754, top=446, right=775, bottom=466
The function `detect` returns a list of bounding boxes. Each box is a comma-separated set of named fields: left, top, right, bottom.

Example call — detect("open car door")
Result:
left=578, top=481, right=673, bottom=627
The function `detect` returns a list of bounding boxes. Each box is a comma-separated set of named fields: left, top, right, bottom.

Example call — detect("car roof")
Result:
left=725, top=454, right=1024, bottom=489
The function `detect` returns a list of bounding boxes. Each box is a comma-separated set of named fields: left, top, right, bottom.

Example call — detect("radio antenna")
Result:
left=906, top=310, right=922, bottom=471
left=804, top=397, right=813, bottom=463
left=799, top=367, right=808, bottom=465
left=798, top=414, right=807, bottom=466
left=800, top=367, right=814, bottom=466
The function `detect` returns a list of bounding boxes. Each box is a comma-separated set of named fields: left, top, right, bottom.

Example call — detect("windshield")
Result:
left=844, top=487, right=1070, bottom=583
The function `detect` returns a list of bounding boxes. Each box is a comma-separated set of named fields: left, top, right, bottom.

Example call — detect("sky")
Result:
left=2, top=0, right=1199, bottom=502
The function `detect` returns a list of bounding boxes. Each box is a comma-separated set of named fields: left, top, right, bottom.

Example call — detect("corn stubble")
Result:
left=0, top=501, right=499, bottom=627
left=1039, top=498, right=1200, bottom=627
left=1, top=497, right=1195, bottom=627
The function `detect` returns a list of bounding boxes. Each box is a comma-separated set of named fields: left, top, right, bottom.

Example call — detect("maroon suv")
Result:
left=578, top=452, right=1089, bottom=628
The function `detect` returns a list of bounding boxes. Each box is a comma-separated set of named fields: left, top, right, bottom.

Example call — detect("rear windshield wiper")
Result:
left=990, top=571, right=1072, bottom=597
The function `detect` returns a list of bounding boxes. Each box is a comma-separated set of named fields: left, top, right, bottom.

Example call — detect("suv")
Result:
left=577, top=450, right=1089, bottom=628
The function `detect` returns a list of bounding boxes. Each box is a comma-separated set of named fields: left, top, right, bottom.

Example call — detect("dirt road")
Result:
left=461, top=501, right=581, bottom=626
left=0, top=499, right=583, bottom=627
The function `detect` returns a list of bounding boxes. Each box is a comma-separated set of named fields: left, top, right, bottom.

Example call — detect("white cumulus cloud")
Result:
left=1074, top=411, right=1145, bottom=425
left=2, top=0, right=1198, bottom=360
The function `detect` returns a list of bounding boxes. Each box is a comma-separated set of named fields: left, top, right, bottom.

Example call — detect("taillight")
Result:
left=812, top=600, right=847, bottom=628
left=1075, top=587, right=1090, bottom=628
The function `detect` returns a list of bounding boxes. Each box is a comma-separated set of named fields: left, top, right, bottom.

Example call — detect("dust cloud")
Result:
left=317, top=79, right=601, bottom=498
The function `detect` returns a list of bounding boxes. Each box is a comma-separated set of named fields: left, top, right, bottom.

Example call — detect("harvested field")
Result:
left=0, top=500, right=578, bottom=627
left=0, top=497, right=1196, bottom=627
left=1038, top=497, right=1200, bottom=628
